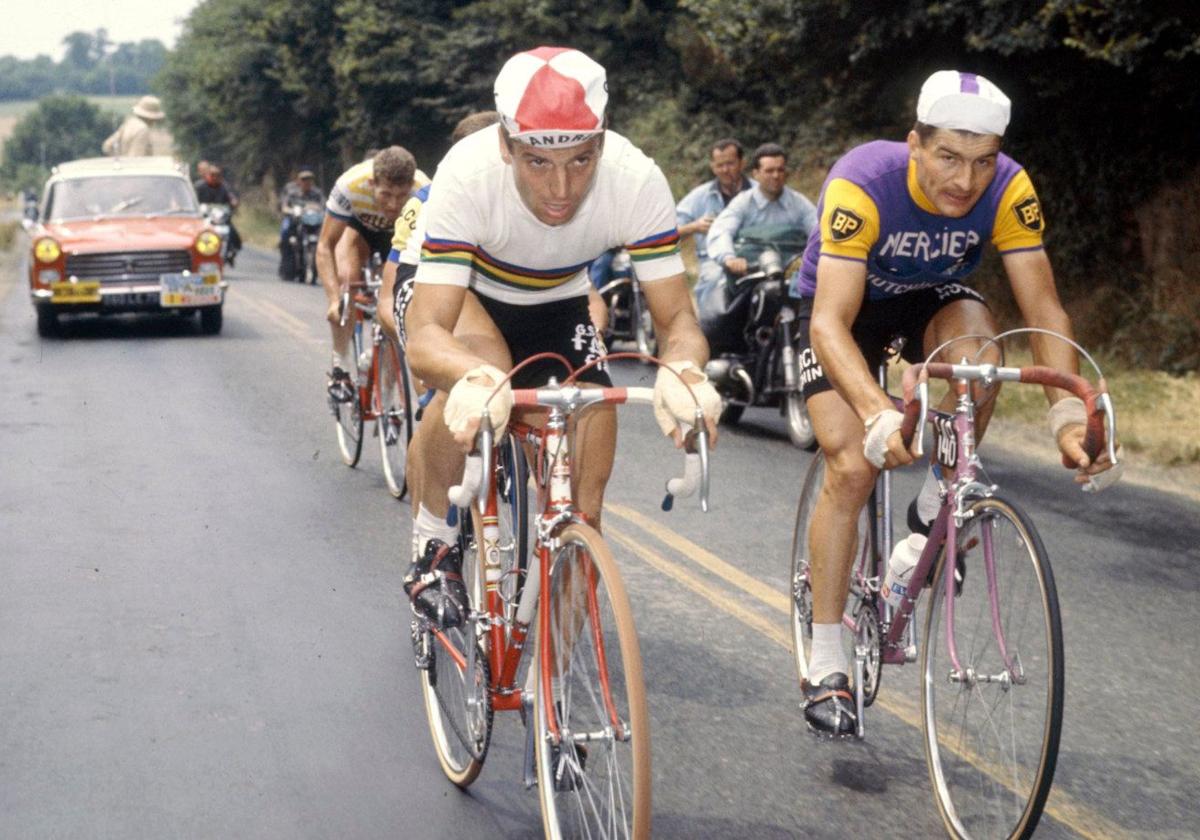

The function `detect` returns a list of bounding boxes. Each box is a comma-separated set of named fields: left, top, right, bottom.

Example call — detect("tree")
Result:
left=0, top=95, right=117, bottom=192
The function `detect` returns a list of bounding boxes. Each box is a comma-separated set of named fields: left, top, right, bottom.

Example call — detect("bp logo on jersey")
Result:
left=829, top=206, right=864, bottom=242
left=1013, top=196, right=1043, bottom=232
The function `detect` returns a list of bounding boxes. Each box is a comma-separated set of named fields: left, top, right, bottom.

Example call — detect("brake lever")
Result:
left=477, top=414, right=493, bottom=517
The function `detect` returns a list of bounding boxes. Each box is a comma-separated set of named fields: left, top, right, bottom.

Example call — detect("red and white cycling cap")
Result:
left=494, top=47, right=607, bottom=148
left=916, top=70, right=1011, bottom=137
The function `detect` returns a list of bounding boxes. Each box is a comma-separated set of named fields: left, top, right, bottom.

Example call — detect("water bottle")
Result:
left=883, top=533, right=927, bottom=609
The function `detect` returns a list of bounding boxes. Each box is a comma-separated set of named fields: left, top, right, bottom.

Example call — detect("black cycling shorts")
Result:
left=794, top=282, right=989, bottom=400
left=347, top=216, right=393, bottom=259
left=395, top=279, right=611, bottom=389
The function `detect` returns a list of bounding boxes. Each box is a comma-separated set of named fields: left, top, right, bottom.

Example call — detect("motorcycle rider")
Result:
left=279, top=167, right=325, bottom=280
left=194, top=164, right=242, bottom=266
left=701, top=143, right=817, bottom=351
left=677, top=138, right=754, bottom=305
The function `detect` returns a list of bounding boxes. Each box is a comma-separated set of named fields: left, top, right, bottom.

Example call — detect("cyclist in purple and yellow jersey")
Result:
left=792, top=70, right=1122, bottom=737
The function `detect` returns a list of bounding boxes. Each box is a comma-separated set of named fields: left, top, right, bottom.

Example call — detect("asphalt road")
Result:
left=2, top=245, right=1197, bottom=839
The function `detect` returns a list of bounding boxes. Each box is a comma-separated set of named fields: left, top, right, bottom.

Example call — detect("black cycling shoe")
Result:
left=327, top=366, right=355, bottom=404
left=404, top=539, right=470, bottom=629
left=802, top=672, right=857, bottom=739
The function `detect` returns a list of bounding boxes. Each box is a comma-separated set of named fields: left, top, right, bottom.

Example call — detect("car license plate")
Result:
left=160, top=272, right=221, bottom=307
left=50, top=280, right=101, bottom=304
left=104, top=292, right=161, bottom=307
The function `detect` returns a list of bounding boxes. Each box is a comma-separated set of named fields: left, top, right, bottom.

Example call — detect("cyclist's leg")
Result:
left=329, top=227, right=366, bottom=377
left=800, top=386, right=876, bottom=736
left=920, top=288, right=1002, bottom=439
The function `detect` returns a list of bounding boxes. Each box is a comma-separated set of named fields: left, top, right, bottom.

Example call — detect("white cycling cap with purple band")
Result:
left=916, top=70, right=1011, bottom=137
left=494, top=47, right=608, bottom=148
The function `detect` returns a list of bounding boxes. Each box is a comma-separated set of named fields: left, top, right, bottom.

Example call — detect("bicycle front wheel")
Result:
left=922, top=494, right=1063, bottom=840
left=419, top=510, right=491, bottom=787
left=376, top=338, right=413, bottom=499
left=535, top=522, right=650, bottom=839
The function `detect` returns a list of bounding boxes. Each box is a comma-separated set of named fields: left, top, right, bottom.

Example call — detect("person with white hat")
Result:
left=101, top=95, right=165, bottom=157
left=399, top=46, right=720, bottom=625
left=786, top=70, right=1121, bottom=737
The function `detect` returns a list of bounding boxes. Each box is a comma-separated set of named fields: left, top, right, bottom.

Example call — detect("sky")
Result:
left=1, top=0, right=202, bottom=60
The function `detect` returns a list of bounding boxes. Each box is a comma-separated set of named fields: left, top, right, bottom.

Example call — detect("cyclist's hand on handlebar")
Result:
left=1058, top=423, right=1124, bottom=492
left=863, top=408, right=914, bottom=470
left=653, top=360, right=721, bottom=448
left=723, top=257, right=748, bottom=276
left=443, top=364, right=513, bottom=451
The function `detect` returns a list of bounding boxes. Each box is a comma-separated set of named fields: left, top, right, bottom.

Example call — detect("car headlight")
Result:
left=34, top=237, right=62, bottom=264
left=195, top=231, right=222, bottom=257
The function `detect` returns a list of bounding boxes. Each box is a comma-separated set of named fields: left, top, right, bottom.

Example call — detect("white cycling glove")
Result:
left=862, top=408, right=904, bottom=469
left=444, top=364, right=513, bottom=438
left=1047, top=397, right=1123, bottom=492
left=653, top=360, right=721, bottom=438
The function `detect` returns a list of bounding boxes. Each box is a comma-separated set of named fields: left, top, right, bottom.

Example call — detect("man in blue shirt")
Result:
left=699, top=143, right=817, bottom=329
left=676, top=139, right=753, bottom=298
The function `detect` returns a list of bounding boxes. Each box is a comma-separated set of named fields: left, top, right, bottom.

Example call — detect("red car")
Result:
left=24, top=156, right=227, bottom=336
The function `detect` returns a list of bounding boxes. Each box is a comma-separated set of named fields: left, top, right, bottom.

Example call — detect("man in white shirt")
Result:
left=399, top=47, right=720, bottom=623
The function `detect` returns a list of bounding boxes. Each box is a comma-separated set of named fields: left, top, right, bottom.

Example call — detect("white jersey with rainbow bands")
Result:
left=414, top=128, right=683, bottom=305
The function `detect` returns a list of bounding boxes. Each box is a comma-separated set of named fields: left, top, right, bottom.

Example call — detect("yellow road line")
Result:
left=606, top=502, right=791, bottom=613
left=607, top=525, right=789, bottom=647
left=231, top=288, right=313, bottom=343
left=607, top=510, right=1126, bottom=840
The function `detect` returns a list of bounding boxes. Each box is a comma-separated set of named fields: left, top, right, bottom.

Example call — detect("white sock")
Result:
left=808, top=623, right=848, bottom=685
left=414, top=503, right=458, bottom=559
left=915, top=467, right=941, bottom=527
left=332, top=349, right=354, bottom=376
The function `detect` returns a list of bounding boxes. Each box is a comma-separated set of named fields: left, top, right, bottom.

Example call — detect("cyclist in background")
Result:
left=319, top=147, right=428, bottom=401
left=791, top=70, right=1120, bottom=737
left=397, top=47, right=721, bottom=624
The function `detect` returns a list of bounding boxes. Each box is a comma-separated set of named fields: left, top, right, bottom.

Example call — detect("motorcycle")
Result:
left=199, top=203, right=237, bottom=265
left=702, top=233, right=814, bottom=449
left=285, top=201, right=324, bottom=284
left=594, top=248, right=656, bottom=358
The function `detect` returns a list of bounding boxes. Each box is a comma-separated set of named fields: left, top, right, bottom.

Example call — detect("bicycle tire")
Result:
left=482, top=434, right=530, bottom=629
left=334, top=327, right=365, bottom=467
left=789, top=454, right=881, bottom=704
left=534, top=522, right=650, bottom=839
left=921, top=494, right=1063, bottom=840
left=334, top=396, right=364, bottom=467
left=419, top=509, right=492, bottom=787
left=376, top=338, right=413, bottom=499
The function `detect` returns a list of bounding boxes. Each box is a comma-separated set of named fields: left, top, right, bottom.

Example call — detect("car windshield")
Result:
left=46, top=175, right=198, bottom=220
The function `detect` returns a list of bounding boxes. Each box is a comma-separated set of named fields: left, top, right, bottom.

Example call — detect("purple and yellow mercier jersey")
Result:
left=791, top=140, right=1045, bottom=300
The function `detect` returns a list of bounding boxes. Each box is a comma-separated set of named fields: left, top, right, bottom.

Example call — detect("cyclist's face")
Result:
left=753, top=155, right=789, bottom=201
left=373, top=180, right=412, bottom=222
left=502, top=134, right=604, bottom=226
left=908, top=129, right=1001, bottom=218
left=710, top=145, right=743, bottom=193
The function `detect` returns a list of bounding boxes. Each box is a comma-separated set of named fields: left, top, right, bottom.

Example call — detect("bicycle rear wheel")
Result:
left=535, top=522, right=650, bottom=839
left=376, top=338, right=413, bottom=499
left=922, top=494, right=1063, bottom=840
left=789, top=454, right=880, bottom=703
left=419, top=511, right=491, bottom=786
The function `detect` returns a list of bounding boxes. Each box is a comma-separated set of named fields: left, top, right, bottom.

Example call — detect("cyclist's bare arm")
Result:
left=1003, top=248, right=1111, bottom=474
left=405, top=283, right=494, bottom=392
left=317, top=215, right=348, bottom=315
left=642, top=272, right=719, bottom=441
left=379, top=259, right=400, bottom=343
left=809, top=257, right=913, bottom=466
left=642, top=273, right=708, bottom=365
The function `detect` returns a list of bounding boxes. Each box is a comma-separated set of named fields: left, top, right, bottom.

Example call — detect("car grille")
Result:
left=66, top=250, right=192, bottom=282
